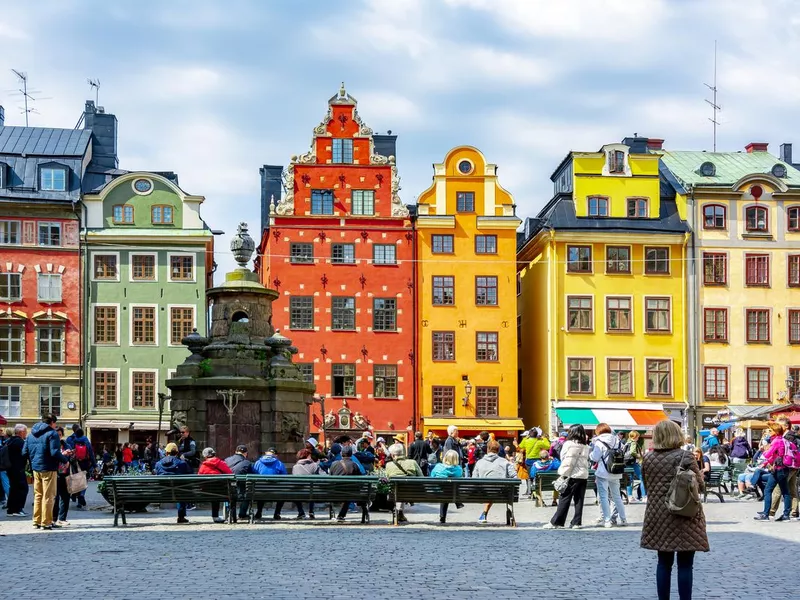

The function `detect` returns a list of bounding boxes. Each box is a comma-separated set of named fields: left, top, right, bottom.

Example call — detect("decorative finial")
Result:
left=340, top=82, right=346, bottom=97
left=269, top=194, right=276, bottom=215
left=230, top=222, right=255, bottom=269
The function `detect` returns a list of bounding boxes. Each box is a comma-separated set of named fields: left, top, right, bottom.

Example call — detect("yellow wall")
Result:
left=573, top=153, right=662, bottom=219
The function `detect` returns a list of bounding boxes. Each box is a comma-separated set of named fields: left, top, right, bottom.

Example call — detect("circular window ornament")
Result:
left=457, top=159, right=474, bottom=175
left=699, top=161, right=715, bottom=177
left=132, top=178, right=153, bottom=195
left=771, top=163, right=787, bottom=178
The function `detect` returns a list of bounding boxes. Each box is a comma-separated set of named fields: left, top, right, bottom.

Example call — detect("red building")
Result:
left=258, top=85, right=415, bottom=441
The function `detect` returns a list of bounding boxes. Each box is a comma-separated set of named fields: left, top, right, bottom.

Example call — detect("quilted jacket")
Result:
left=640, top=448, right=710, bottom=553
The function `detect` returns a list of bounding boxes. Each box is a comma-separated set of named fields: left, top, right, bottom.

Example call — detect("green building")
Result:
left=81, top=172, right=214, bottom=448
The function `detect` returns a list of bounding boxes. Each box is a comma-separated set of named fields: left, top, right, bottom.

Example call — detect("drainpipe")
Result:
left=548, top=230, right=557, bottom=433
left=688, top=187, right=699, bottom=437
left=72, top=199, right=85, bottom=429
left=411, top=223, right=418, bottom=433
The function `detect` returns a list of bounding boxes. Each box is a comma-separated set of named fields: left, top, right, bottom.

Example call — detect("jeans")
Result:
left=176, top=502, right=187, bottom=519
left=597, top=476, right=627, bottom=523
left=550, top=477, right=587, bottom=527
left=626, top=463, right=646, bottom=499
left=769, top=468, right=798, bottom=517
left=657, top=551, right=694, bottom=600
left=762, top=469, right=792, bottom=517
left=53, top=475, right=70, bottom=522
left=439, top=503, right=449, bottom=521
left=0, top=470, right=10, bottom=501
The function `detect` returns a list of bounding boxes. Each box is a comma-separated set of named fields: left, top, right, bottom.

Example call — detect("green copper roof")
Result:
left=658, top=150, right=800, bottom=188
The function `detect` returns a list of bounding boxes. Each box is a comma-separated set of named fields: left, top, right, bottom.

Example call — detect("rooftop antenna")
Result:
left=87, top=78, right=100, bottom=105
left=704, top=41, right=720, bottom=152
left=10, top=69, right=44, bottom=126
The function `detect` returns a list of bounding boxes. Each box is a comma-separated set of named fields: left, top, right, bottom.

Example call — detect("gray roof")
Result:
left=0, top=126, right=92, bottom=157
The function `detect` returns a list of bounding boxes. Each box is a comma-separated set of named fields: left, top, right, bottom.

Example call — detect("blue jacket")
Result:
left=252, top=455, right=287, bottom=475
left=23, top=422, right=67, bottom=472
left=154, top=455, right=191, bottom=475
left=430, top=463, right=463, bottom=478
left=65, top=433, right=95, bottom=467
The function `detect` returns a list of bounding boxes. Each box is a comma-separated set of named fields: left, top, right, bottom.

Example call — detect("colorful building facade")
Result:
left=258, top=86, right=415, bottom=440
left=415, top=146, right=523, bottom=438
left=517, top=137, right=690, bottom=434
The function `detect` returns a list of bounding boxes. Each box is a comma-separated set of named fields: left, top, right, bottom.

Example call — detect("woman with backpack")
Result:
left=754, top=421, right=796, bottom=522
left=625, top=431, right=647, bottom=503
left=641, top=420, right=708, bottom=600
left=590, top=423, right=627, bottom=528
left=543, top=423, right=590, bottom=529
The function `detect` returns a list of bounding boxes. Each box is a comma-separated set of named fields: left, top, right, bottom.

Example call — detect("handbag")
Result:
left=66, top=462, right=88, bottom=495
left=553, top=475, right=569, bottom=493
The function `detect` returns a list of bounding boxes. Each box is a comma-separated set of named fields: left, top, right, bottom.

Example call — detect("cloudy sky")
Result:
left=2, top=0, right=799, bottom=275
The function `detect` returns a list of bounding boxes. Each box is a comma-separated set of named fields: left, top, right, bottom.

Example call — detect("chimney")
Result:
left=373, top=131, right=398, bottom=160
left=0, top=105, right=4, bottom=127
left=780, top=143, right=793, bottom=164
left=622, top=136, right=648, bottom=154
left=84, top=100, right=119, bottom=169
left=745, top=142, right=769, bottom=153
left=646, top=138, right=664, bottom=151
left=260, top=164, right=284, bottom=233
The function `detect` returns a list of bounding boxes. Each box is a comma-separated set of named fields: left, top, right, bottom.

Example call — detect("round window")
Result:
left=133, top=178, right=152, bottom=193
left=457, top=160, right=473, bottom=175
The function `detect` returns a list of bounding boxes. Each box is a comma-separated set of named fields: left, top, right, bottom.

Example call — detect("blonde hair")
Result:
left=652, top=420, right=683, bottom=450
left=442, top=450, right=461, bottom=466
left=768, top=421, right=785, bottom=436
left=628, top=431, right=640, bottom=442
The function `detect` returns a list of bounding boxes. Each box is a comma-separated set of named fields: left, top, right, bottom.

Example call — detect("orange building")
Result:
left=257, top=85, right=415, bottom=441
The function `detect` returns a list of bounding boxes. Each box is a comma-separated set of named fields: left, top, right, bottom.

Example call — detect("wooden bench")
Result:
left=390, top=477, right=520, bottom=526
left=703, top=467, right=727, bottom=503
left=105, top=475, right=236, bottom=526
left=533, top=470, right=631, bottom=507
left=242, top=475, right=379, bottom=523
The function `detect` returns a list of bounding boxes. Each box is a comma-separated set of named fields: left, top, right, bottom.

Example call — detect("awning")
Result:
left=723, top=405, right=775, bottom=419
left=0, top=414, right=6, bottom=426
left=554, top=402, right=668, bottom=430
left=422, top=417, right=525, bottom=435
left=84, top=420, right=171, bottom=431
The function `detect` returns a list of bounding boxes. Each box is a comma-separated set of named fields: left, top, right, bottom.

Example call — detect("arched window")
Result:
left=787, top=206, right=800, bottom=232
left=702, top=204, right=726, bottom=229
left=745, top=206, right=769, bottom=232
left=231, top=311, right=249, bottom=323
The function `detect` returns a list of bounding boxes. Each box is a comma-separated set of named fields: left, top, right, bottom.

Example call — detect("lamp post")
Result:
left=217, top=389, right=245, bottom=457
left=461, top=378, right=472, bottom=407
left=786, top=377, right=798, bottom=402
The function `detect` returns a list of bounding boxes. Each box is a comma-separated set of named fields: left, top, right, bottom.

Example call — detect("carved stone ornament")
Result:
left=273, top=167, right=294, bottom=215
left=352, top=412, right=368, bottom=431
left=313, top=105, right=333, bottom=137
left=324, top=410, right=336, bottom=430
left=282, top=413, right=304, bottom=442
left=390, top=164, right=409, bottom=217
left=231, top=222, right=256, bottom=268
left=352, top=108, right=373, bottom=137
left=370, top=154, right=390, bottom=165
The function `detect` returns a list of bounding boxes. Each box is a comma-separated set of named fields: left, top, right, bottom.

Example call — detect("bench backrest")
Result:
left=244, top=475, right=378, bottom=502
left=392, top=478, right=519, bottom=503
left=106, top=475, right=235, bottom=504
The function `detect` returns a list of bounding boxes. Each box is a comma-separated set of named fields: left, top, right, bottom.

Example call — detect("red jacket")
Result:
left=198, top=456, right=233, bottom=475
left=122, top=448, right=133, bottom=463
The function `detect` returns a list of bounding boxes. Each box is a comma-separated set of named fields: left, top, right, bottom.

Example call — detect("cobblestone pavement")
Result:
left=1, top=482, right=798, bottom=599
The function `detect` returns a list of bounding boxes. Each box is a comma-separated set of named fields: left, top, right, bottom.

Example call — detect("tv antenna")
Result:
left=87, top=78, right=100, bottom=104
left=9, top=69, right=51, bottom=126
left=704, top=41, right=721, bottom=152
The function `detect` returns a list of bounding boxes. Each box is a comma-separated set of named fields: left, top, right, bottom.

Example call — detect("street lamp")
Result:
left=462, top=378, right=472, bottom=407
left=217, top=389, right=245, bottom=457
left=785, top=377, right=798, bottom=401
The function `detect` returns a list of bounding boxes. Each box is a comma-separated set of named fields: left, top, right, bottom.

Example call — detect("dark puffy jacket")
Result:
left=252, top=455, right=287, bottom=475
left=23, top=422, right=67, bottom=472
left=730, top=436, right=752, bottom=459
left=5, top=436, right=26, bottom=473
left=154, top=455, right=191, bottom=475
left=224, top=453, right=253, bottom=475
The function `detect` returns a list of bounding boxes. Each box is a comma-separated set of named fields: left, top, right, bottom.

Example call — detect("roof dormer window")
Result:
left=40, top=166, right=67, bottom=192
left=0, top=162, right=7, bottom=189
left=609, top=150, right=625, bottom=174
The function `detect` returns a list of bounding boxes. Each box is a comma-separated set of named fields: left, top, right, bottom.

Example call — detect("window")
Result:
left=0, top=220, right=20, bottom=245
left=332, top=364, right=356, bottom=397
left=627, top=198, right=648, bottom=218
left=0, top=273, right=21, bottom=302
left=567, top=296, right=593, bottom=331
left=606, top=246, right=630, bottom=273
left=607, top=359, right=633, bottom=395
left=746, top=206, right=769, bottom=232
left=38, top=222, right=61, bottom=247
left=289, top=297, right=314, bottom=330
left=475, top=276, right=498, bottom=306
left=297, top=363, right=314, bottom=384
left=170, top=307, right=194, bottom=345
left=645, top=298, right=671, bottom=332
left=476, top=387, right=499, bottom=417
left=746, top=309, right=770, bottom=343
left=432, top=331, right=455, bottom=361
left=788, top=255, right=800, bottom=287
left=745, top=254, right=770, bottom=286
left=475, top=235, right=497, bottom=254
left=432, top=386, right=455, bottom=415
left=746, top=367, right=770, bottom=401
left=456, top=192, right=475, bottom=212
left=588, top=196, right=609, bottom=217
left=132, top=255, right=156, bottom=280
left=39, top=385, right=61, bottom=417
left=170, top=255, right=194, bottom=281
left=374, top=365, right=397, bottom=398
left=0, top=385, right=21, bottom=418
left=476, top=332, right=498, bottom=361
left=351, top=190, right=374, bottom=216
left=94, top=371, right=118, bottom=408
left=0, top=325, right=24, bottom=363
left=132, top=372, right=156, bottom=408
left=432, top=276, right=455, bottom=305
left=332, top=138, right=353, bottom=164
left=704, top=367, right=728, bottom=400
left=94, top=255, right=118, bottom=280
left=788, top=207, right=800, bottom=232
left=703, top=253, right=727, bottom=285
left=151, top=205, right=174, bottom=224
left=646, top=359, right=672, bottom=396
left=331, top=243, right=355, bottom=264
left=40, top=167, right=66, bottom=191
left=311, top=190, right=334, bottom=215
left=609, top=150, right=625, bottom=173
left=704, top=308, right=728, bottom=343
left=36, top=327, right=63, bottom=364
left=789, top=367, right=800, bottom=400
left=332, top=297, right=356, bottom=331
left=606, top=297, right=632, bottom=332
left=373, top=244, right=396, bottom=265
left=567, top=245, right=592, bottom=273
left=431, top=235, right=454, bottom=254
left=790, top=310, right=800, bottom=344
left=703, top=205, right=726, bottom=229
left=290, top=243, right=314, bottom=264
left=94, top=306, right=118, bottom=344
left=568, top=358, right=593, bottom=394
left=113, top=205, right=134, bottom=224
left=373, top=298, right=396, bottom=331
left=645, top=247, right=670, bottom=274
left=132, top=307, right=156, bottom=345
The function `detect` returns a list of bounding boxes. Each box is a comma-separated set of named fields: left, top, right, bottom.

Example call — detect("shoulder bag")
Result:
left=553, top=446, right=574, bottom=493
left=67, top=461, right=88, bottom=495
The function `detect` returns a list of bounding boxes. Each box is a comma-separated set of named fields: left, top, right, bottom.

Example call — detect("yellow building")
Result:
left=517, top=138, right=690, bottom=435
left=660, top=143, right=800, bottom=435
left=416, top=146, right=523, bottom=438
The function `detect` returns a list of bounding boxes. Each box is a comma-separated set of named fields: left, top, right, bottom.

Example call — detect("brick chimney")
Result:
left=780, top=143, right=793, bottom=164
left=745, top=142, right=769, bottom=153
left=646, top=138, right=664, bottom=151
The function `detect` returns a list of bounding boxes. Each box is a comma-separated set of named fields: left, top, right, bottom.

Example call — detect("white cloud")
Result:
left=356, top=91, right=422, bottom=124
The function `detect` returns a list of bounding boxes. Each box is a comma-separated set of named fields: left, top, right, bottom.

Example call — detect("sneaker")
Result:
left=8, top=511, right=27, bottom=517
left=308, top=513, right=315, bottom=520
left=641, top=497, right=648, bottom=504
left=628, top=498, right=638, bottom=504
left=753, top=513, right=770, bottom=521
left=336, top=517, right=346, bottom=522
left=57, top=520, right=70, bottom=526
left=32, top=523, right=41, bottom=529
left=542, top=522, right=562, bottom=529
left=213, top=517, right=225, bottom=524
left=40, top=524, right=53, bottom=531
left=617, top=520, right=628, bottom=527
left=604, top=520, right=613, bottom=529
left=398, top=511, right=409, bottom=524
left=50, top=522, right=62, bottom=529
left=253, top=514, right=263, bottom=521
left=273, top=515, right=282, bottom=521
left=186, top=504, right=196, bottom=511
left=570, top=523, right=583, bottom=529
left=594, top=517, right=605, bottom=525
left=775, top=514, right=790, bottom=522
left=478, top=513, right=487, bottom=524
left=439, top=517, right=446, bottom=524
left=177, top=517, right=190, bottom=524
left=455, top=503, right=464, bottom=509
left=295, top=514, right=306, bottom=520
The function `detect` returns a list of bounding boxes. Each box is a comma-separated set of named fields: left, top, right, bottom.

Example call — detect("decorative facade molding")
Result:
left=273, top=166, right=295, bottom=215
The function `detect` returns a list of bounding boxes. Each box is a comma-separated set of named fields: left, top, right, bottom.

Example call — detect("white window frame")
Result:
left=39, top=385, right=62, bottom=417
left=129, top=368, right=159, bottom=411
left=0, top=323, right=25, bottom=364
left=643, top=295, right=673, bottom=334
left=0, top=272, right=22, bottom=302
left=91, top=368, right=121, bottom=412
left=37, top=273, right=62, bottom=303
left=645, top=357, right=674, bottom=398
left=604, top=294, right=634, bottom=333
left=167, top=252, right=196, bottom=283
left=40, top=166, right=67, bottom=192
left=129, top=252, right=159, bottom=282
left=565, top=294, right=594, bottom=333
left=566, top=356, right=595, bottom=395
left=37, top=222, right=62, bottom=247
left=0, top=384, right=22, bottom=417
left=606, top=357, right=635, bottom=397
left=129, top=303, right=159, bottom=347
left=91, top=303, right=121, bottom=346
left=35, top=326, right=65, bottom=365
left=91, top=251, right=121, bottom=282
left=167, top=304, right=197, bottom=347
left=0, top=220, right=21, bottom=245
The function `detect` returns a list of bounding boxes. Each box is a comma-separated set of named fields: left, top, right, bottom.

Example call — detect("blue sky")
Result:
left=2, top=0, right=800, bottom=274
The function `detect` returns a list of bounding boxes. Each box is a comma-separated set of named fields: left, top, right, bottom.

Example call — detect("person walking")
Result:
left=754, top=421, right=796, bottom=522
left=430, top=449, right=463, bottom=524
left=443, top=425, right=463, bottom=465
left=292, top=448, right=320, bottom=519
left=252, top=448, right=288, bottom=521
left=5, top=424, right=29, bottom=517
left=473, top=440, right=517, bottom=524
left=767, top=416, right=799, bottom=520
left=590, top=423, right=627, bottom=528
left=384, top=443, right=424, bottom=524
left=154, top=442, right=192, bottom=524
left=625, top=431, right=647, bottom=503
left=543, top=424, right=589, bottom=529
left=198, top=447, right=233, bottom=523
left=23, top=414, right=72, bottom=530
left=225, top=445, right=253, bottom=523
left=641, top=420, right=709, bottom=600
